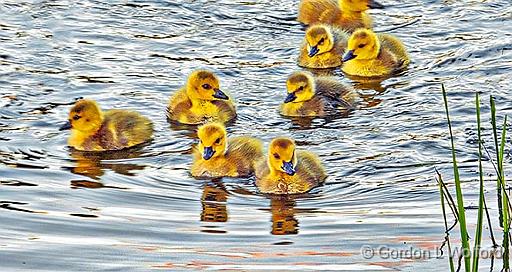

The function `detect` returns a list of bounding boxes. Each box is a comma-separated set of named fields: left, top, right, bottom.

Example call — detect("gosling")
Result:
left=167, top=70, right=236, bottom=125
left=298, top=24, right=349, bottom=69
left=191, top=122, right=264, bottom=178
left=256, top=138, right=326, bottom=194
left=342, top=28, right=410, bottom=77
left=60, top=99, right=153, bottom=151
left=281, top=71, right=357, bottom=117
left=298, top=0, right=384, bottom=33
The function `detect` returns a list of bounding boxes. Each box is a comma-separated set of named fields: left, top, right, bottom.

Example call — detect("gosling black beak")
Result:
left=308, top=46, right=320, bottom=57
left=59, top=121, right=72, bottom=131
left=213, top=89, right=229, bottom=100
left=203, top=146, right=215, bottom=160
left=282, top=161, right=296, bottom=176
left=284, top=92, right=297, bottom=103
left=367, top=0, right=384, bottom=9
left=342, top=50, right=357, bottom=62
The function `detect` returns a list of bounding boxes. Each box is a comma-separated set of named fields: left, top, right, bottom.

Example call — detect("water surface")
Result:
left=1, top=0, right=512, bottom=271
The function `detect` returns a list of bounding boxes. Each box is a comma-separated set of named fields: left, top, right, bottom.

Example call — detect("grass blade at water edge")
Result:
left=491, top=97, right=504, bottom=228
left=471, top=93, right=484, bottom=272
left=442, top=84, right=471, bottom=272
left=500, top=115, right=509, bottom=269
left=491, top=96, right=510, bottom=269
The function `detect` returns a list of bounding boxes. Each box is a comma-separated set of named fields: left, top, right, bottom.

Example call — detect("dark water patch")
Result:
left=0, top=201, right=43, bottom=214
left=1, top=180, right=38, bottom=187
left=74, top=76, right=115, bottom=84
left=69, top=213, right=99, bottom=218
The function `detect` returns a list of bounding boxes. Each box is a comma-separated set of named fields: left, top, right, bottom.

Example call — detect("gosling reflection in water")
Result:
left=200, top=180, right=229, bottom=223
left=167, top=122, right=199, bottom=140
left=284, top=112, right=352, bottom=129
left=270, top=196, right=298, bottom=235
left=345, top=73, right=390, bottom=93
left=69, top=146, right=146, bottom=180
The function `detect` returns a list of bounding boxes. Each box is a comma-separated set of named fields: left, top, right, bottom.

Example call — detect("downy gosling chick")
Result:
left=191, top=123, right=264, bottom=178
left=281, top=71, right=358, bottom=117
left=167, top=70, right=236, bottom=125
left=298, top=24, right=349, bottom=69
left=60, top=99, right=153, bottom=151
left=298, top=0, right=384, bottom=33
left=256, top=138, right=326, bottom=195
left=342, top=28, right=410, bottom=77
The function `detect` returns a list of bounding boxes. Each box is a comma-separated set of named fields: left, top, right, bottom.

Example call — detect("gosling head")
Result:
left=268, top=138, right=298, bottom=176
left=60, top=99, right=103, bottom=133
left=197, top=122, right=227, bottom=161
left=186, top=70, right=229, bottom=101
left=305, top=25, right=335, bottom=58
left=342, top=28, right=380, bottom=62
left=339, top=0, right=384, bottom=12
left=284, top=71, right=315, bottom=103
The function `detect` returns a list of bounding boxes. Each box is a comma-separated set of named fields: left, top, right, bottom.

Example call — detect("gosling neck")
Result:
left=189, top=96, right=208, bottom=107
left=268, top=162, right=284, bottom=177
left=186, top=88, right=212, bottom=107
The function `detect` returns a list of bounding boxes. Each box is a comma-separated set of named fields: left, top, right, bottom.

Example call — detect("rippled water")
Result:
left=1, top=0, right=512, bottom=271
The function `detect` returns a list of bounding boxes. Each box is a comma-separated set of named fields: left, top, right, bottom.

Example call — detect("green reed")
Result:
left=441, top=84, right=471, bottom=271
left=471, top=92, right=484, bottom=272
left=440, top=87, right=511, bottom=271
left=491, top=97, right=509, bottom=269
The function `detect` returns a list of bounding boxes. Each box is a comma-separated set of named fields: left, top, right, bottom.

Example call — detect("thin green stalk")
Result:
left=437, top=169, right=461, bottom=221
left=500, top=116, right=509, bottom=269
left=471, top=93, right=485, bottom=272
left=442, top=84, right=471, bottom=272
left=499, top=116, right=507, bottom=208
left=491, top=97, right=504, bottom=228
left=483, top=196, right=498, bottom=248
left=490, top=96, right=509, bottom=269
left=439, top=177, right=456, bottom=272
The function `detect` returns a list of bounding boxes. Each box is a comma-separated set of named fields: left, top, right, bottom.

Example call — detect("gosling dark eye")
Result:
left=215, top=138, right=221, bottom=144
left=273, top=153, right=280, bottom=159
left=202, top=84, right=211, bottom=90
left=318, top=38, right=325, bottom=45
left=298, top=86, right=304, bottom=91
left=358, top=44, right=366, bottom=48
left=73, top=115, right=81, bottom=121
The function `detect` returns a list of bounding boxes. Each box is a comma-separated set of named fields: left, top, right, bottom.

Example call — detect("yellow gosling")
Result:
left=256, top=138, right=326, bottom=195
left=298, top=24, right=349, bottom=69
left=191, top=123, right=263, bottom=178
left=342, top=28, right=410, bottom=77
left=60, top=99, right=153, bottom=151
left=281, top=71, right=358, bottom=116
left=298, top=0, right=384, bottom=33
left=167, top=70, right=236, bottom=125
